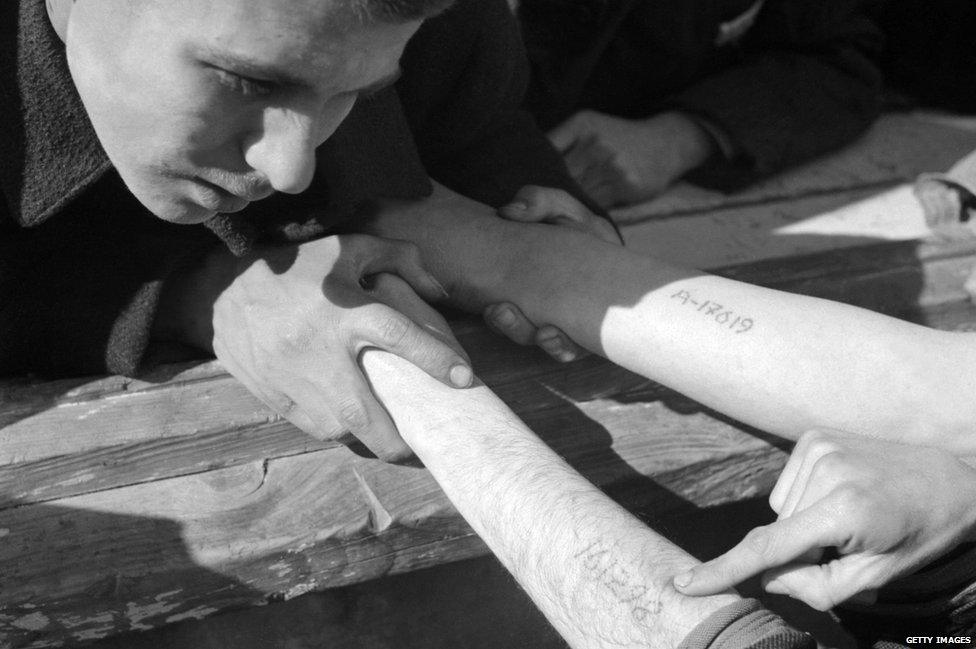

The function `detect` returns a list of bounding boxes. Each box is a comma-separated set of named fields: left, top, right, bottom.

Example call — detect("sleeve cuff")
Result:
left=677, top=599, right=815, bottom=649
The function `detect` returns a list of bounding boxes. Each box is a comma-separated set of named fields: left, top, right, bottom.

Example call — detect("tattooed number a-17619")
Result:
left=671, top=290, right=754, bottom=334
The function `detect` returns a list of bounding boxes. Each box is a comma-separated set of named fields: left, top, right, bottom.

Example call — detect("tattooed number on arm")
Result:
left=670, top=290, right=754, bottom=334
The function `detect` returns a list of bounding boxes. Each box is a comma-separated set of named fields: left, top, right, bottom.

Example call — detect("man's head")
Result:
left=61, top=0, right=451, bottom=224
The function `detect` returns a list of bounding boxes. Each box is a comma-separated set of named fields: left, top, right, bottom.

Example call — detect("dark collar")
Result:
left=0, top=0, right=112, bottom=227
left=0, top=0, right=431, bottom=246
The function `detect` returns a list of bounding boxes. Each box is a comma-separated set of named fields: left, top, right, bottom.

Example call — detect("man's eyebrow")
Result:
left=200, top=47, right=402, bottom=96
left=201, top=48, right=311, bottom=88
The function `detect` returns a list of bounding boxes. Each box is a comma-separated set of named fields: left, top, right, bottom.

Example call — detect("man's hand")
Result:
left=549, top=111, right=717, bottom=209
left=202, top=234, right=472, bottom=462
left=490, top=185, right=621, bottom=363
left=673, top=430, right=976, bottom=611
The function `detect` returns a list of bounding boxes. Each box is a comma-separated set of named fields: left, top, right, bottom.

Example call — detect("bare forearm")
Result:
left=364, top=187, right=976, bottom=451
left=361, top=350, right=738, bottom=649
left=534, top=242, right=976, bottom=451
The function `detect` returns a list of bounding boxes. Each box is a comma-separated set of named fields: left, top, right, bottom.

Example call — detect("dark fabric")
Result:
left=397, top=0, right=611, bottom=220
left=0, top=0, right=219, bottom=376
left=837, top=543, right=976, bottom=647
left=520, top=0, right=884, bottom=191
left=868, top=0, right=976, bottom=113
left=676, top=599, right=815, bottom=649
left=0, top=0, right=592, bottom=378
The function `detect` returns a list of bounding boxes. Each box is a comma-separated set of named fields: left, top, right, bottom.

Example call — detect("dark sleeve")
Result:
left=0, top=180, right=218, bottom=378
left=396, top=0, right=610, bottom=220
left=677, top=599, right=815, bottom=649
left=671, top=0, right=884, bottom=191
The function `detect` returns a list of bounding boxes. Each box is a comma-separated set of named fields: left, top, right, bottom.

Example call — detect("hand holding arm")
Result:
left=154, top=233, right=473, bottom=462
left=363, top=185, right=976, bottom=451
left=674, top=430, right=976, bottom=611
left=362, top=182, right=619, bottom=364
left=488, top=184, right=622, bottom=362
left=361, top=349, right=744, bottom=649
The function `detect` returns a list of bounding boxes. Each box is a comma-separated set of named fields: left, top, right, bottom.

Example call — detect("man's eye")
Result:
left=213, top=68, right=274, bottom=97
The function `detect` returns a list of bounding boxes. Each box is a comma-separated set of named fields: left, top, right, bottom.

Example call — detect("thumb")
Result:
left=763, top=552, right=885, bottom=611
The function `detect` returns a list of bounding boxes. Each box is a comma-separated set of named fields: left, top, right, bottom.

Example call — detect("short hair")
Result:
left=342, top=0, right=455, bottom=23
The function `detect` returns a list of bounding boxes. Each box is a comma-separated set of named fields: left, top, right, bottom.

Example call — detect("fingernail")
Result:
left=495, top=307, right=516, bottom=327
left=507, top=201, right=528, bottom=212
left=450, top=364, right=473, bottom=388
left=673, top=571, right=693, bottom=589
left=540, top=337, right=569, bottom=361
left=429, top=275, right=450, bottom=300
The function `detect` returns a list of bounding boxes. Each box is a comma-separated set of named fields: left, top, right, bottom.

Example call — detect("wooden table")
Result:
left=3, top=113, right=976, bottom=648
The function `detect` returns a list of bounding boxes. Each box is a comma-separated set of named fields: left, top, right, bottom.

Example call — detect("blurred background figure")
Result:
left=515, top=0, right=884, bottom=207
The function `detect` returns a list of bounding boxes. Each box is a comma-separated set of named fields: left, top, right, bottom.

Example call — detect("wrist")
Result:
left=361, top=184, right=532, bottom=313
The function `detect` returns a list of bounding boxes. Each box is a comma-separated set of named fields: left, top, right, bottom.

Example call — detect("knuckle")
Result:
left=396, top=241, right=422, bottom=265
left=743, top=526, right=773, bottom=558
left=273, top=317, right=318, bottom=359
left=335, top=397, right=370, bottom=433
left=830, top=484, right=868, bottom=520
left=802, top=431, right=837, bottom=457
left=551, top=187, right=572, bottom=202
left=377, top=314, right=412, bottom=348
left=274, top=395, right=298, bottom=418
left=812, top=450, right=847, bottom=478
left=798, top=429, right=827, bottom=446
left=518, top=185, right=545, bottom=204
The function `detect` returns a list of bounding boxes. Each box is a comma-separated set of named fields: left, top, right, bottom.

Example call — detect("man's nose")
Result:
left=244, top=101, right=352, bottom=195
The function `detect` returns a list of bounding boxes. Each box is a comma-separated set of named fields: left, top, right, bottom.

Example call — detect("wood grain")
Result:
left=4, top=122, right=976, bottom=646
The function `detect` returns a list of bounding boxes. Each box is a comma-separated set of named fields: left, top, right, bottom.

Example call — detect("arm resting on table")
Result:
left=364, top=185, right=976, bottom=453
left=361, top=350, right=743, bottom=649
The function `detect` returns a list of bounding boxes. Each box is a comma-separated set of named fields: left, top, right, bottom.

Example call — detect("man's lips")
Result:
left=193, top=177, right=274, bottom=211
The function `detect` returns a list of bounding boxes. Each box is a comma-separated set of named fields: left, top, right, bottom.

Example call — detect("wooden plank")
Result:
left=621, top=183, right=976, bottom=269
left=3, top=234, right=975, bottom=509
left=612, top=113, right=976, bottom=223
left=0, top=411, right=782, bottom=647
left=4, top=295, right=976, bottom=646
left=4, top=147, right=976, bottom=645
left=2, top=246, right=973, bottom=512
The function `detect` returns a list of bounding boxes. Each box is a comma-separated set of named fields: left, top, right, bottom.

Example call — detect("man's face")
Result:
left=66, top=0, right=422, bottom=224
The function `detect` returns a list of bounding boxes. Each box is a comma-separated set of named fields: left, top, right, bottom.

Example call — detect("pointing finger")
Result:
left=674, top=508, right=844, bottom=596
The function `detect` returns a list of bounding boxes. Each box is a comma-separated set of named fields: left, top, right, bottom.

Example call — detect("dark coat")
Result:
left=868, top=0, right=976, bottom=112
left=0, top=0, right=596, bottom=377
left=519, top=0, right=884, bottom=190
